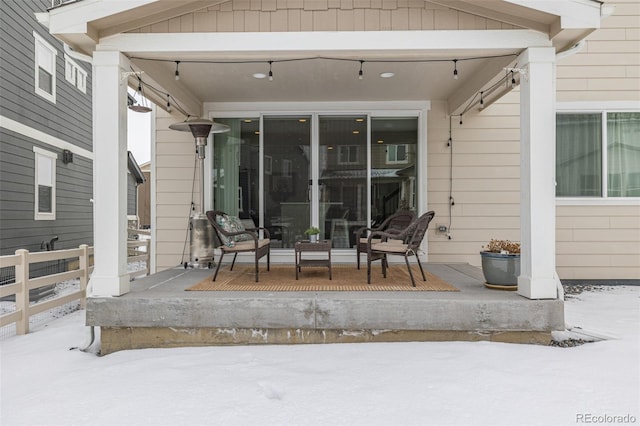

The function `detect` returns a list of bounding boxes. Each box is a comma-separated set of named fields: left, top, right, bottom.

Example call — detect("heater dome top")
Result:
left=169, top=117, right=230, bottom=136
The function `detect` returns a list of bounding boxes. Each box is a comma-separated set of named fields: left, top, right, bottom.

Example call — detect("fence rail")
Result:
left=0, top=237, right=150, bottom=336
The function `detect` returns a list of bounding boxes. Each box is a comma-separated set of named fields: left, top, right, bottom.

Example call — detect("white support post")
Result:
left=89, top=51, right=130, bottom=296
left=517, top=47, right=559, bottom=300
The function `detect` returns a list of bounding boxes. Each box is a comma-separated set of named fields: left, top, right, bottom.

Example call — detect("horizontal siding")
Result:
left=556, top=0, right=640, bottom=103
left=0, top=0, right=93, bottom=151
left=155, top=110, right=200, bottom=271
left=553, top=0, right=640, bottom=278
left=131, top=0, right=516, bottom=33
left=426, top=96, right=521, bottom=269
left=0, top=130, right=94, bottom=255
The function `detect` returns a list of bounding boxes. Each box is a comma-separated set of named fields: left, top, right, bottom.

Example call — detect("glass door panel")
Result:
left=371, top=117, right=418, bottom=226
left=319, top=115, right=368, bottom=248
left=263, top=115, right=312, bottom=248
left=212, top=118, right=260, bottom=225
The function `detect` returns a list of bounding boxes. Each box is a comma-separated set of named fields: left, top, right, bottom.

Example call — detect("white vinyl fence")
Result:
left=0, top=237, right=150, bottom=337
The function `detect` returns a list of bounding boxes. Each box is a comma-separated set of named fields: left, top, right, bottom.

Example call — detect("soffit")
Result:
left=47, top=0, right=603, bottom=115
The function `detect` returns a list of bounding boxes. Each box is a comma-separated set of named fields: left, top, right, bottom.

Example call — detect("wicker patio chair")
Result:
left=366, top=211, right=435, bottom=287
left=206, top=210, right=271, bottom=283
left=354, top=210, right=416, bottom=269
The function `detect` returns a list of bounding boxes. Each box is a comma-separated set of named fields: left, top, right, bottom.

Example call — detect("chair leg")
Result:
left=367, top=256, right=372, bottom=284
left=255, top=253, right=259, bottom=283
left=382, top=254, right=388, bottom=279
left=404, top=254, right=416, bottom=287
left=357, top=247, right=361, bottom=269
left=230, top=253, right=238, bottom=271
left=212, top=252, right=225, bottom=281
left=415, top=253, right=427, bottom=282
left=267, top=246, right=270, bottom=271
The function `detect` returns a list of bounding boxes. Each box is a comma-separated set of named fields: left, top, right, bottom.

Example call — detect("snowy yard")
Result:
left=1, top=285, right=638, bottom=426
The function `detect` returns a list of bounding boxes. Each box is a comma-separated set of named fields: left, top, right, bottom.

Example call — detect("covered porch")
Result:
left=88, top=262, right=563, bottom=355
left=39, top=0, right=606, bottom=353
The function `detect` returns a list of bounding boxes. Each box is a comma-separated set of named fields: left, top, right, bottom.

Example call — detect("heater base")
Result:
left=189, top=213, right=216, bottom=269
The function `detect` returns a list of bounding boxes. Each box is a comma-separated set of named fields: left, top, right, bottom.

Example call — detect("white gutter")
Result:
left=556, top=40, right=586, bottom=61
left=64, top=43, right=92, bottom=63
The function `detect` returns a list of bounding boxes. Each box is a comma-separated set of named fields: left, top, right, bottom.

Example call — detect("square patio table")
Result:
left=295, top=239, right=332, bottom=280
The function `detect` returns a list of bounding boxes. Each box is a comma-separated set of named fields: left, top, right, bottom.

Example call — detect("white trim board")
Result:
left=0, top=115, right=94, bottom=160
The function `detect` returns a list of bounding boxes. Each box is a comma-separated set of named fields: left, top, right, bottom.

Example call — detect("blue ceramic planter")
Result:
left=480, top=251, right=520, bottom=286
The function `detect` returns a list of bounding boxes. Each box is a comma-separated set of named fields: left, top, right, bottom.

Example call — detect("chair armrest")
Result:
left=246, top=227, right=271, bottom=240
left=355, top=226, right=375, bottom=239
left=367, top=230, right=403, bottom=244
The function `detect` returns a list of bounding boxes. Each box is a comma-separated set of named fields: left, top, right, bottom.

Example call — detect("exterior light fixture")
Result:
left=128, top=82, right=152, bottom=113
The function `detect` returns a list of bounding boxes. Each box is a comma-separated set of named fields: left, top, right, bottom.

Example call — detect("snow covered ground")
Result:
left=1, top=286, right=638, bottom=426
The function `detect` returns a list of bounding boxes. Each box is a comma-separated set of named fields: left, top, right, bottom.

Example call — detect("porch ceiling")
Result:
left=43, top=0, right=605, bottom=116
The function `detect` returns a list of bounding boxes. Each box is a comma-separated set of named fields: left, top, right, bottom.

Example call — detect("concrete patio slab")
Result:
left=86, top=263, right=564, bottom=354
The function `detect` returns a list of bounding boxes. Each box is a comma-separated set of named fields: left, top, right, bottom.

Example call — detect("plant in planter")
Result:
left=480, top=239, right=521, bottom=289
left=304, top=227, right=321, bottom=242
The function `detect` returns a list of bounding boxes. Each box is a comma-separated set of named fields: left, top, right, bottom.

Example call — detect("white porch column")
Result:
left=517, top=47, right=559, bottom=300
left=89, top=51, right=130, bottom=296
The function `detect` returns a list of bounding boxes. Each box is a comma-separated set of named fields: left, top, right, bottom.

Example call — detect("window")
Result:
left=386, top=144, right=409, bottom=164
left=34, top=147, right=57, bottom=220
left=33, top=32, right=57, bottom=103
left=557, top=112, right=640, bottom=198
left=64, top=55, right=87, bottom=93
left=338, top=145, right=360, bottom=164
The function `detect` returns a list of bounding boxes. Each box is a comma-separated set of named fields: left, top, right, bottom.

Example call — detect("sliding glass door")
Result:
left=318, top=115, right=368, bottom=248
left=212, top=112, right=419, bottom=251
left=371, top=117, right=418, bottom=224
left=263, top=116, right=312, bottom=248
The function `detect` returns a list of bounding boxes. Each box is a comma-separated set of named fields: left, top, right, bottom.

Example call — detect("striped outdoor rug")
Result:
left=186, top=264, right=458, bottom=292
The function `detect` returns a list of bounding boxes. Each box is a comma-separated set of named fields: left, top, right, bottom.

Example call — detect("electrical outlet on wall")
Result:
left=436, top=224, right=448, bottom=233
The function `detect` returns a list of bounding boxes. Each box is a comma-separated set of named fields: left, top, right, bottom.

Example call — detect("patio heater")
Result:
left=169, top=117, right=230, bottom=268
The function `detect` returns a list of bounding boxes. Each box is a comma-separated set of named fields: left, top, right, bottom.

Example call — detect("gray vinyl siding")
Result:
left=0, top=0, right=94, bottom=256
left=0, top=0, right=92, bottom=151
left=0, top=129, right=94, bottom=255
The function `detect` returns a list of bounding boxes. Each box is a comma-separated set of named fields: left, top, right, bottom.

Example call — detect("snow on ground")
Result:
left=1, top=286, right=638, bottom=426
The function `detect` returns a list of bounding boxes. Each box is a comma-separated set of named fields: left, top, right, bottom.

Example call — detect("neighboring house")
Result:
left=0, top=0, right=93, bottom=259
left=127, top=151, right=146, bottom=228
left=38, top=0, right=639, bottom=300
left=136, top=161, right=151, bottom=229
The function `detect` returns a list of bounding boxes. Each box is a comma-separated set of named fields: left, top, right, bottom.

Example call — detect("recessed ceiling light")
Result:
left=352, top=130, right=360, bottom=134
left=355, top=118, right=365, bottom=122
left=298, top=118, right=307, bottom=123
left=244, top=119, right=253, bottom=123
left=327, top=146, right=334, bottom=150
left=377, top=140, right=384, bottom=144
left=380, top=72, right=395, bottom=78
left=253, top=73, right=267, bottom=79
